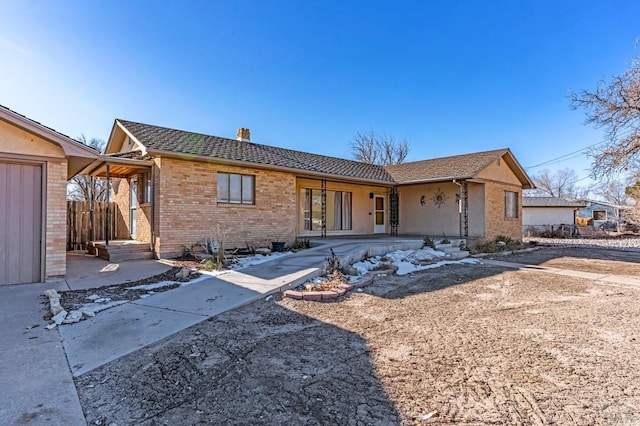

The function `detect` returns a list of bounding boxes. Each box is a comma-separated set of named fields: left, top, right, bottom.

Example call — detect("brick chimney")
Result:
left=236, top=128, right=250, bottom=142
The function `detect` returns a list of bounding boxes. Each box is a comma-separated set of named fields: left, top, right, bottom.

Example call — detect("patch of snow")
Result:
left=350, top=247, right=477, bottom=277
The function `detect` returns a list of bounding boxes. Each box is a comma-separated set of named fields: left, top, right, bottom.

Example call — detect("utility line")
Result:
left=525, top=129, right=635, bottom=169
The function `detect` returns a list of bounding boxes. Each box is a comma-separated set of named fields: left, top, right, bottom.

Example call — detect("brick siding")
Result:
left=45, top=160, right=67, bottom=278
left=484, top=182, right=522, bottom=241
left=155, top=157, right=297, bottom=258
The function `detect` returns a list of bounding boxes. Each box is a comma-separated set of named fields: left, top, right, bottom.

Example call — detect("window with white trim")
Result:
left=217, top=172, right=255, bottom=204
left=505, top=191, right=518, bottom=218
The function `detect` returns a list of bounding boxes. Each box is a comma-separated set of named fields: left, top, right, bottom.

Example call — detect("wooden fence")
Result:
left=66, top=201, right=117, bottom=251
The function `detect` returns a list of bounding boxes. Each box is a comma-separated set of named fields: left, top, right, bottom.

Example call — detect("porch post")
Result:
left=320, top=179, right=327, bottom=238
left=105, top=164, right=110, bottom=246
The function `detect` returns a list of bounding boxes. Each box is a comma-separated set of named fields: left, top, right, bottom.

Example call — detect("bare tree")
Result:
left=570, top=55, right=640, bottom=177
left=67, top=135, right=107, bottom=201
left=350, top=131, right=409, bottom=165
left=595, top=179, right=633, bottom=205
left=527, top=168, right=585, bottom=198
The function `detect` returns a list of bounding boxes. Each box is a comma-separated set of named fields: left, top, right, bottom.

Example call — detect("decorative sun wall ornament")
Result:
left=431, top=188, right=449, bottom=208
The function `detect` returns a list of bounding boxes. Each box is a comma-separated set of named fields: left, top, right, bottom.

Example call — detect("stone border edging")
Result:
left=282, top=271, right=384, bottom=301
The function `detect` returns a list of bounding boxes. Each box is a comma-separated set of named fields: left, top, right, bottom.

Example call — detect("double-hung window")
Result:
left=217, top=172, right=255, bottom=204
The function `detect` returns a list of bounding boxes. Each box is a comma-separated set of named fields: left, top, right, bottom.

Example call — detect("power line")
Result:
left=525, top=129, right=636, bottom=170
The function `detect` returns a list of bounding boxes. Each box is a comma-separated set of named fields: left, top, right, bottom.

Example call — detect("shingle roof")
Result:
left=523, top=197, right=588, bottom=207
left=117, top=120, right=395, bottom=183
left=384, top=149, right=510, bottom=183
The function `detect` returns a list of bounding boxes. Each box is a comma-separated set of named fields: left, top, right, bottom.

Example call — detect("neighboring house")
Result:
left=0, top=105, right=98, bottom=285
left=80, top=120, right=534, bottom=259
left=576, top=199, right=631, bottom=227
left=522, top=197, right=587, bottom=234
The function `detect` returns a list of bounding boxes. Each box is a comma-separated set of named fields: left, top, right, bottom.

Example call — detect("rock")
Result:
left=265, top=295, right=274, bottom=302
left=80, top=309, right=96, bottom=318
left=86, top=294, right=100, bottom=301
left=94, top=297, right=111, bottom=304
left=255, top=248, right=272, bottom=256
left=43, top=289, right=64, bottom=316
left=356, top=288, right=364, bottom=293
left=52, top=310, right=68, bottom=325
left=342, top=266, right=358, bottom=276
left=175, top=268, right=190, bottom=280
left=45, top=323, right=57, bottom=330
left=63, top=310, right=83, bottom=324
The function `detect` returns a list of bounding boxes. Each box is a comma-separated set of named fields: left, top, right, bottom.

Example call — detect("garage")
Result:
left=0, top=161, right=42, bottom=284
left=0, top=105, right=98, bottom=285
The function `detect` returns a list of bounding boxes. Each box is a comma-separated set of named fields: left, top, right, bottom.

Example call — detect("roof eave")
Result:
left=146, top=149, right=395, bottom=186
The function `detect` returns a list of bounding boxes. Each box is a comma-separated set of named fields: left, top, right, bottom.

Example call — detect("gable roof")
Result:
left=114, top=120, right=395, bottom=183
left=110, top=119, right=534, bottom=188
left=385, top=148, right=534, bottom=188
left=0, top=104, right=99, bottom=178
left=523, top=197, right=588, bottom=208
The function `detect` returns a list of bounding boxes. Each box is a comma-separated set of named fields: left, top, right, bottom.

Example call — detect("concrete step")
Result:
left=435, top=242, right=469, bottom=259
left=106, top=251, right=155, bottom=262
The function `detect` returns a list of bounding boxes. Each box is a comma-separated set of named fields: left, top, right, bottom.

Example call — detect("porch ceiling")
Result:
left=79, top=156, right=152, bottom=178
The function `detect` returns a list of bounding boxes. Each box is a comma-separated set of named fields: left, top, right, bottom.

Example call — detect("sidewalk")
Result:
left=60, top=237, right=424, bottom=377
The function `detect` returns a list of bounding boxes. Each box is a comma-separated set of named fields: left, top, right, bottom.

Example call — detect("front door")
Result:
left=374, top=195, right=386, bottom=233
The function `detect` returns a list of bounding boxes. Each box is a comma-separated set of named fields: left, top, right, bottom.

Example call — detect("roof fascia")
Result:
left=105, top=120, right=147, bottom=155
left=0, top=107, right=98, bottom=159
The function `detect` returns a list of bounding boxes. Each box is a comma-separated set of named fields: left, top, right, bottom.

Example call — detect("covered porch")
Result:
left=78, top=154, right=155, bottom=261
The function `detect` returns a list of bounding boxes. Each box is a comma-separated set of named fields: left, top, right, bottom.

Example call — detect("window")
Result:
left=301, top=189, right=352, bottom=231
left=505, top=191, right=518, bottom=218
left=592, top=210, right=607, bottom=220
left=132, top=172, right=152, bottom=205
left=217, top=172, right=254, bottom=204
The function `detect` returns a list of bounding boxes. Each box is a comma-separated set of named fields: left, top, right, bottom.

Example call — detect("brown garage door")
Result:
left=0, top=161, right=42, bottom=285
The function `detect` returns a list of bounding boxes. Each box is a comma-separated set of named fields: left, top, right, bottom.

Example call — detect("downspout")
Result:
left=453, top=179, right=462, bottom=239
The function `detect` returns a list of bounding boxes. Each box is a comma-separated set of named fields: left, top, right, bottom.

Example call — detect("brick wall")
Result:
left=484, top=182, right=522, bottom=241
left=45, top=160, right=67, bottom=278
left=155, top=157, right=297, bottom=258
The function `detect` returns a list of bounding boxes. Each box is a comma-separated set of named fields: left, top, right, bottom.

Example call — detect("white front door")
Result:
left=374, top=195, right=386, bottom=233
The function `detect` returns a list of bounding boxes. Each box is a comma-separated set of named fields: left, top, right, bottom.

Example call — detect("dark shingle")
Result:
left=384, top=149, right=509, bottom=183
left=118, top=120, right=395, bottom=183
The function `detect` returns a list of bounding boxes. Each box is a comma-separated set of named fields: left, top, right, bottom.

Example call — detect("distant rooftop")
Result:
left=523, top=197, right=588, bottom=208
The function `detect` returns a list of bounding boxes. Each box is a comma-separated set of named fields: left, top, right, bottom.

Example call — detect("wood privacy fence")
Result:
left=66, top=201, right=117, bottom=251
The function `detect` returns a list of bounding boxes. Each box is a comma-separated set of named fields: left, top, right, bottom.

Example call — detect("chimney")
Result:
left=236, top=127, right=250, bottom=142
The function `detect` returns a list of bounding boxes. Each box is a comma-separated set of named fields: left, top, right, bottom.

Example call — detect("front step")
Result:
left=88, top=240, right=154, bottom=262
left=435, top=241, right=470, bottom=259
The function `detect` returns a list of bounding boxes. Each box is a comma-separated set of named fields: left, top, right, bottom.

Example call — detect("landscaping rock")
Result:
left=81, top=309, right=96, bottom=318
left=63, top=310, right=83, bottom=324
left=52, top=310, right=68, bottom=325
left=44, top=289, right=64, bottom=316
left=175, top=268, right=190, bottom=280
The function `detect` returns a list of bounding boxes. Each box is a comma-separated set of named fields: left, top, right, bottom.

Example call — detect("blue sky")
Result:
left=1, top=1, right=639, bottom=184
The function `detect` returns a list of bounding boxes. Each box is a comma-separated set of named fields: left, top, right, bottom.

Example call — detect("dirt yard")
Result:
left=75, top=247, right=640, bottom=425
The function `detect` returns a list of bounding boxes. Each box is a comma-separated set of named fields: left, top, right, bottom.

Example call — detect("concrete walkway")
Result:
left=60, top=237, right=424, bottom=377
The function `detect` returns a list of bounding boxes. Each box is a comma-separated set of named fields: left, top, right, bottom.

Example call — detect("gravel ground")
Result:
left=75, top=247, right=640, bottom=425
left=524, top=236, right=640, bottom=251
